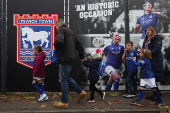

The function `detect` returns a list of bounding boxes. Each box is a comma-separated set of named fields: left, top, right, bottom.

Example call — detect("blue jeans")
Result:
left=127, top=71, right=137, bottom=94
left=59, top=64, right=83, bottom=103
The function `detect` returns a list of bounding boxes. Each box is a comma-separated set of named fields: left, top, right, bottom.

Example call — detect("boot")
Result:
left=53, top=101, right=68, bottom=108
left=77, top=90, right=86, bottom=102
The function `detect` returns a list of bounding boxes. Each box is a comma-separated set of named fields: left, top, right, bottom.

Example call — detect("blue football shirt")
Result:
left=125, top=49, right=139, bottom=72
left=103, top=42, right=124, bottom=69
left=134, top=58, right=154, bottom=79
left=136, top=12, right=160, bottom=39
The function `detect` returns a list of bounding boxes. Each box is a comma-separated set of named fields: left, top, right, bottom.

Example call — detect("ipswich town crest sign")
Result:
left=13, top=14, right=58, bottom=68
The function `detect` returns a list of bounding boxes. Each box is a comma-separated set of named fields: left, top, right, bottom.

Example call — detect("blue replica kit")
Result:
left=103, top=42, right=124, bottom=69
left=125, top=49, right=139, bottom=72
left=134, top=58, right=154, bottom=79
left=136, top=12, right=160, bottom=39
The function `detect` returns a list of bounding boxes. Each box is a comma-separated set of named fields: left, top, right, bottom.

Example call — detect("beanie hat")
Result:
left=91, top=49, right=102, bottom=60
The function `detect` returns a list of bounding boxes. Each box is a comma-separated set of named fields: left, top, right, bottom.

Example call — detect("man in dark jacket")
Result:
left=53, top=19, right=86, bottom=108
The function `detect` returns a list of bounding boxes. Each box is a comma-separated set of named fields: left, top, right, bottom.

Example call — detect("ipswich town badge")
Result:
left=13, top=14, right=58, bottom=68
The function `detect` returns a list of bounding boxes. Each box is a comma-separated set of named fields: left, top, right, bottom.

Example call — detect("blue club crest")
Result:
left=13, top=14, right=58, bottom=68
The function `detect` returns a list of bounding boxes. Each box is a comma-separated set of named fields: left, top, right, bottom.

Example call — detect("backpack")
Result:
left=93, top=61, right=105, bottom=76
left=50, top=49, right=58, bottom=64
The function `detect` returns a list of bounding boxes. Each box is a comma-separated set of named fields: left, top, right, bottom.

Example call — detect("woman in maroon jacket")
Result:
left=32, top=45, right=48, bottom=101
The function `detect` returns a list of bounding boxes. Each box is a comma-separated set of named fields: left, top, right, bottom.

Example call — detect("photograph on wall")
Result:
left=69, top=0, right=170, bottom=90
left=128, top=0, right=170, bottom=90
left=69, top=0, right=127, bottom=90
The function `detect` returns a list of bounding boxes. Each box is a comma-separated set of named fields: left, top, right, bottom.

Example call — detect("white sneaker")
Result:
left=43, top=96, right=48, bottom=101
left=38, top=93, right=46, bottom=101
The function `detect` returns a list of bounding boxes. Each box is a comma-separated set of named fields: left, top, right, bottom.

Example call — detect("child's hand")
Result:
left=133, top=57, right=136, bottom=61
left=135, top=24, right=140, bottom=29
left=80, top=58, right=84, bottom=62
left=137, top=48, right=141, bottom=53
left=124, top=49, right=127, bottom=53
left=84, top=57, right=87, bottom=61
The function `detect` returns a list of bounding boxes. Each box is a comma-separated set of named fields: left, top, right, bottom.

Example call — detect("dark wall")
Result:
left=7, top=0, right=64, bottom=91
left=0, top=1, right=1, bottom=91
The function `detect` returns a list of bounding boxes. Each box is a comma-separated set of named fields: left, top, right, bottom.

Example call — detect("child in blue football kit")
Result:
left=130, top=49, right=165, bottom=107
left=82, top=49, right=105, bottom=102
left=122, top=41, right=138, bottom=98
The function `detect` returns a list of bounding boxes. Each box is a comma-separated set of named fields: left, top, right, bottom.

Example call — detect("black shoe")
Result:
left=87, top=98, right=95, bottom=102
left=123, top=92, right=131, bottom=97
left=146, top=94, right=154, bottom=99
left=129, top=100, right=141, bottom=106
left=123, top=92, right=134, bottom=97
left=151, top=96, right=158, bottom=101
left=155, top=101, right=165, bottom=106
left=132, top=92, right=138, bottom=96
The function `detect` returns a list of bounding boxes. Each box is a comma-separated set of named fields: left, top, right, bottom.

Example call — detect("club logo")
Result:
left=130, top=53, right=134, bottom=56
left=13, top=14, right=58, bottom=68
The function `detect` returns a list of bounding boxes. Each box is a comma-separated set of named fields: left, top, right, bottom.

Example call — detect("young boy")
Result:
left=122, top=41, right=138, bottom=98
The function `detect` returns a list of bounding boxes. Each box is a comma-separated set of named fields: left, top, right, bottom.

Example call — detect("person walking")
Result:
left=82, top=49, right=105, bottom=102
left=130, top=49, right=165, bottom=107
left=32, top=45, right=48, bottom=101
left=53, top=19, right=86, bottom=108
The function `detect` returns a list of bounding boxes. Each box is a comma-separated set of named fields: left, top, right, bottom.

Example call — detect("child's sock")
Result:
left=137, top=89, right=143, bottom=102
left=38, top=83, right=45, bottom=93
left=153, top=90, right=163, bottom=102
left=105, top=82, right=112, bottom=90
left=114, top=78, right=120, bottom=90
left=32, top=83, right=43, bottom=95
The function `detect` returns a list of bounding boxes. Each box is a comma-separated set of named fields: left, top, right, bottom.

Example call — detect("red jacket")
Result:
left=32, top=52, right=46, bottom=78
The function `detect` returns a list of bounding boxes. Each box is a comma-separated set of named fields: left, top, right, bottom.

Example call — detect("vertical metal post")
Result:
left=124, top=0, right=129, bottom=93
left=1, top=0, right=7, bottom=95
left=125, top=0, right=130, bottom=42
left=65, top=0, right=68, bottom=25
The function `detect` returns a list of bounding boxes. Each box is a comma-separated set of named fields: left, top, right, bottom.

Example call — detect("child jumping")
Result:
left=82, top=49, right=105, bottom=102
left=130, top=49, right=165, bottom=106
left=32, top=45, right=48, bottom=101
left=122, top=41, right=138, bottom=98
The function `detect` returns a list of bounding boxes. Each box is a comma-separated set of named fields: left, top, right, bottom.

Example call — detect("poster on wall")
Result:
left=13, top=14, right=58, bottom=68
left=128, top=0, right=170, bottom=90
left=69, top=0, right=170, bottom=90
left=69, top=0, right=127, bottom=90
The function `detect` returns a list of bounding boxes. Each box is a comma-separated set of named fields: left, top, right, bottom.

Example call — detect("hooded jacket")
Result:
left=54, top=24, right=84, bottom=65
left=143, top=34, right=164, bottom=82
left=32, top=52, right=46, bottom=78
left=82, top=59, right=102, bottom=81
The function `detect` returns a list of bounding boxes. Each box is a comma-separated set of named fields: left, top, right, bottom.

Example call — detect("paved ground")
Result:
left=0, top=91, right=170, bottom=113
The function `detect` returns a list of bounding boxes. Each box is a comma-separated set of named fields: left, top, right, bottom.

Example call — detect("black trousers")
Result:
left=89, top=81, right=102, bottom=99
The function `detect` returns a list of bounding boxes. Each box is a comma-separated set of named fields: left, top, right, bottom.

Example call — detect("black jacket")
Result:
left=82, top=59, right=102, bottom=81
left=142, top=35, right=164, bottom=82
left=54, top=24, right=84, bottom=65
